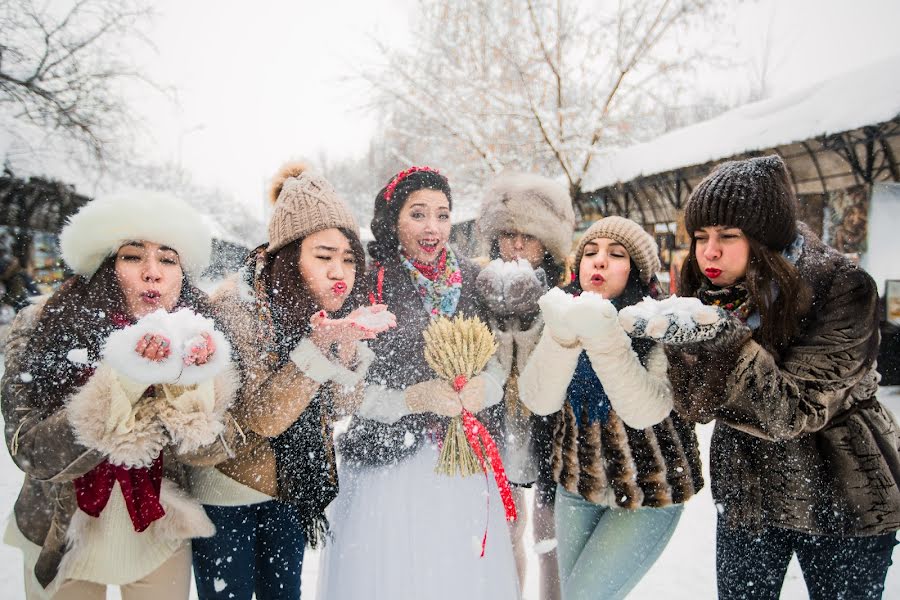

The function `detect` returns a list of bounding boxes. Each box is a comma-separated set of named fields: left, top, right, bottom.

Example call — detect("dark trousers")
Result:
left=716, top=516, right=897, bottom=599
left=193, top=500, right=307, bottom=600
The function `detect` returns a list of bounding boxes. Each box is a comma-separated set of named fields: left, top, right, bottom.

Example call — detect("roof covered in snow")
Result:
left=584, top=54, right=900, bottom=191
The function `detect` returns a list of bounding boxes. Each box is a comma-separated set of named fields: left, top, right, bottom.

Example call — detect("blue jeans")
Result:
left=716, top=516, right=897, bottom=599
left=192, top=501, right=307, bottom=600
left=555, top=485, right=683, bottom=600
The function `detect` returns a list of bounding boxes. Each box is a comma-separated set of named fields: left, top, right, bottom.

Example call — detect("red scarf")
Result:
left=72, top=311, right=165, bottom=532
left=409, top=248, right=447, bottom=281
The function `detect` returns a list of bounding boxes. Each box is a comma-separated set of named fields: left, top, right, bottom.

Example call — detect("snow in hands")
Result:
left=101, top=308, right=232, bottom=385
left=619, top=296, right=727, bottom=344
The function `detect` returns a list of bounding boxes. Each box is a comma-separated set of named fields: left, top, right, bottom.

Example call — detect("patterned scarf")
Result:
left=400, top=247, right=462, bottom=318
left=698, top=281, right=754, bottom=323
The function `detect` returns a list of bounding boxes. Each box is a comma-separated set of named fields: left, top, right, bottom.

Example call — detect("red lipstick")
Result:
left=332, top=281, right=347, bottom=295
left=704, top=268, right=722, bottom=279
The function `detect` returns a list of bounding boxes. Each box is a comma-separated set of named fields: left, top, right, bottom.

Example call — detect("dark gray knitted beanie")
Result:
left=684, top=155, right=797, bottom=250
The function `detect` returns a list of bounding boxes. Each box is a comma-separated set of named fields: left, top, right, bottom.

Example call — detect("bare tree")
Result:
left=0, top=0, right=153, bottom=160
left=362, top=0, right=725, bottom=201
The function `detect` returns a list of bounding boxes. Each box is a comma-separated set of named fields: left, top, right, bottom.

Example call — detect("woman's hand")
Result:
left=134, top=333, right=171, bottom=362
left=346, top=304, right=397, bottom=334
left=310, top=310, right=377, bottom=351
left=183, top=332, right=216, bottom=366
left=458, top=375, right=486, bottom=413
left=405, top=379, right=462, bottom=417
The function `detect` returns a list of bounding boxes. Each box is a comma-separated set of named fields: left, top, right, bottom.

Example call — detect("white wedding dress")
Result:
left=317, top=436, right=520, bottom=600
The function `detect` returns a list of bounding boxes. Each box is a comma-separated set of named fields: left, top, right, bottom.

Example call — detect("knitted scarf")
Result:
left=242, top=247, right=338, bottom=548
left=399, top=247, right=462, bottom=318
left=565, top=297, right=654, bottom=427
left=698, top=281, right=754, bottom=323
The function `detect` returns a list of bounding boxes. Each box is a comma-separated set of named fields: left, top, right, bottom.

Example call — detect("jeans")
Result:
left=555, top=485, right=683, bottom=600
left=716, top=516, right=897, bottom=599
left=192, top=501, right=307, bottom=600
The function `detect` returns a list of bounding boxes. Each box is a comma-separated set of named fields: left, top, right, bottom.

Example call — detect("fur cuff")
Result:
left=290, top=339, right=373, bottom=390
left=102, top=308, right=233, bottom=386
left=155, top=365, right=238, bottom=455
left=357, top=384, right=410, bottom=424
left=66, top=364, right=167, bottom=468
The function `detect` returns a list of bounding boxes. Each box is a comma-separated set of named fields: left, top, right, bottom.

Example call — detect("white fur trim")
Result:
left=289, top=338, right=372, bottom=389
left=156, top=364, right=238, bottom=455
left=101, top=308, right=233, bottom=386
left=59, top=191, right=212, bottom=278
left=492, top=326, right=515, bottom=376
left=519, top=330, right=582, bottom=416
left=357, top=384, right=411, bottom=424
left=331, top=342, right=375, bottom=390
left=289, top=338, right=341, bottom=383
left=66, top=363, right=167, bottom=468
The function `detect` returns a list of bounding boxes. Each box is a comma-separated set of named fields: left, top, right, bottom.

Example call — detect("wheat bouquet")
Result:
left=423, top=315, right=517, bottom=534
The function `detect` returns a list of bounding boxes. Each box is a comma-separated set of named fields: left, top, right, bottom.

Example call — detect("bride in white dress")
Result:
left=316, top=167, right=519, bottom=599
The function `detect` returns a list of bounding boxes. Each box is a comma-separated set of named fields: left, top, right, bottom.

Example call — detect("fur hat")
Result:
left=574, top=216, right=660, bottom=284
left=684, top=155, right=797, bottom=250
left=267, top=162, right=359, bottom=255
left=477, top=172, right=575, bottom=263
left=59, top=191, right=212, bottom=278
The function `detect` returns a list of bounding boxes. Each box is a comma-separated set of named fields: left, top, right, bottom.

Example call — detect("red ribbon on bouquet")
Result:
left=454, top=371, right=518, bottom=556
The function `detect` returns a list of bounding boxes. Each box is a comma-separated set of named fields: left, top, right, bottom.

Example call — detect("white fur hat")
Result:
left=59, top=191, right=212, bottom=278
left=477, top=171, right=576, bottom=263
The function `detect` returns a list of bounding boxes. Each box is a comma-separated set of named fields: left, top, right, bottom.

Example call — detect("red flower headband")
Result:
left=384, top=166, right=441, bottom=203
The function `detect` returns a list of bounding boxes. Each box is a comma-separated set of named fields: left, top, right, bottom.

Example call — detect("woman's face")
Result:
left=396, top=189, right=452, bottom=264
left=578, top=238, right=631, bottom=300
left=693, top=226, right=750, bottom=286
left=298, top=228, right=357, bottom=312
left=115, top=241, right=184, bottom=319
left=498, top=231, right=546, bottom=268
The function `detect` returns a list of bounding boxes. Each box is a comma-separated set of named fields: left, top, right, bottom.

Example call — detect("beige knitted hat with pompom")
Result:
left=266, top=162, right=359, bottom=255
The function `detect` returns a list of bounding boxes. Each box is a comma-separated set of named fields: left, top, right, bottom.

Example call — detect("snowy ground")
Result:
left=1, top=383, right=898, bottom=599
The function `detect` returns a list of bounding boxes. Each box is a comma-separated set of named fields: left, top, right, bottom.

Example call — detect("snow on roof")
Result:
left=584, top=54, right=900, bottom=191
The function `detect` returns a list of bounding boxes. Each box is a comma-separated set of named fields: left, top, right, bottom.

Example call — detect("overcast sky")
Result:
left=110, top=0, right=900, bottom=213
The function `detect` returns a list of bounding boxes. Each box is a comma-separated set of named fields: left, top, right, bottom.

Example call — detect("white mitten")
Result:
left=538, top=288, right=578, bottom=346
left=102, top=309, right=232, bottom=385
left=619, top=296, right=728, bottom=345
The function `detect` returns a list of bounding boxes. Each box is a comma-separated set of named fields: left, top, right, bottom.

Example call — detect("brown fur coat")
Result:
left=669, top=228, right=900, bottom=536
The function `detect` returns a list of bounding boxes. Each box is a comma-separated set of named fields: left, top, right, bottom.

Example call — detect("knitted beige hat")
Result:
left=575, top=216, right=660, bottom=284
left=266, top=162, right=359, bottom=255
left=477, top=171, right=576, bottom=263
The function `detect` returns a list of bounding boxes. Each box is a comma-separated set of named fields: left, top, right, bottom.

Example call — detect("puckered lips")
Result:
left=140, top=289, right=161, bottom=306
left=704, top=267, right=722, bottom=279
left=589, top=273, right=605, bottom=285
left=332, top=281, right=348, bottom=296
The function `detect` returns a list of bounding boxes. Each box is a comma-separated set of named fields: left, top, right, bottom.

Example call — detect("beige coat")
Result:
left=1, top=300, right=238, bottom=591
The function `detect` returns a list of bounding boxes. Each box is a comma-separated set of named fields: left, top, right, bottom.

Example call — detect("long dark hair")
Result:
left=264, top=227, right=366, bottom=362
left=24, top=255, right=215, bottom=407
left=679, top=234, right=812, bottom=353
left=368, top=169, right=452, bottom=263
left=489, top=239, right=564, bottom=288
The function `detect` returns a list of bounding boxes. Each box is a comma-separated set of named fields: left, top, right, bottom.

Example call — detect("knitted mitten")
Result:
left=619, top=296, right=729, bottom=345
